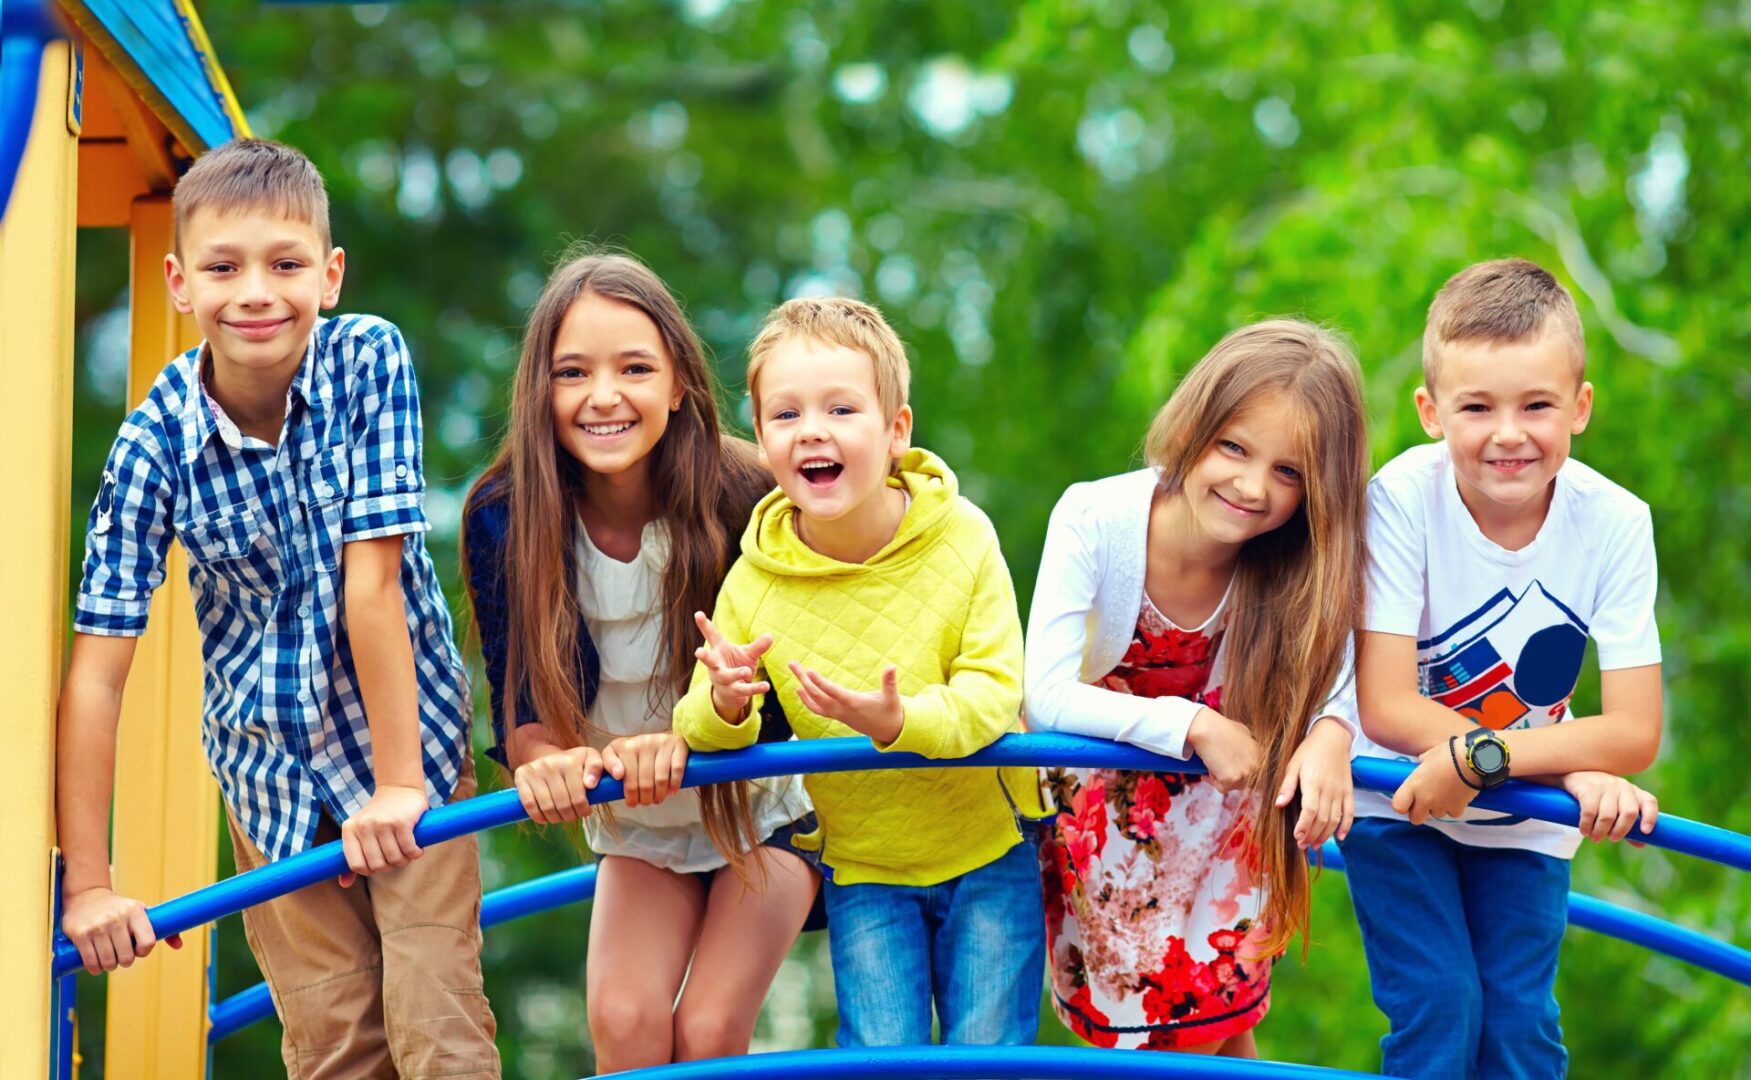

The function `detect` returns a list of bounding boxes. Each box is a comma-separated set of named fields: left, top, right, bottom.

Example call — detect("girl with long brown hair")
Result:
left=1024, top=319, right=1369, bottom=1056
left=461, top=251, right=818, bottom=1071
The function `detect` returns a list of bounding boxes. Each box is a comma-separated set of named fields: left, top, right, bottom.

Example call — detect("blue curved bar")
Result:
left=1316, top=843, right=1751, bottom=986
left=206, top=864, right=602, bottom=1041
left=52, top=734, right=1751, bottom=978
left=209, top=833, right=1751, bottom=1045
left=1349, top=757, right=1751, bottom=874
left=613, top=1045, right=1372, bottom=1078
left=0, top=0, right=64, bottom=220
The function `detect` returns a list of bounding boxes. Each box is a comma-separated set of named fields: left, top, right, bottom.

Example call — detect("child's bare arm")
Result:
left=1355, top=631, right=1475, bottom=755
left=58, top=634, right=136, bottom=896
left=57, top=633, right=184, bottom=972
left=341, top=536, right=429, bottom=882
left=1500, top=664, right=1662, bottom=777
left=1362, top=630, right=1661, bottom=775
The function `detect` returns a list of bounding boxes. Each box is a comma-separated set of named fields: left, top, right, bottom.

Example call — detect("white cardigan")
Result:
left=1023, top=468, right=1356, bottom=760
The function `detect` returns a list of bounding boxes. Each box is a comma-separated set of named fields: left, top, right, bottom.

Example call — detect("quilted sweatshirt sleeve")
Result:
left=673, top=563, right=765, bottom=751
left=880, top=533, right=1024, bottom=759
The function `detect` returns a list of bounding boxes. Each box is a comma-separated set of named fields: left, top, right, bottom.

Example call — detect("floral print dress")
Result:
left=1039, top=589, right=1272, bottom=1050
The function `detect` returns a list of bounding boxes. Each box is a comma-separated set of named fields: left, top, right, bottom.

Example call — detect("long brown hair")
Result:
left=461, top=248, right=772, bottom=872
left=1143, top=319, right=1369, bottom=956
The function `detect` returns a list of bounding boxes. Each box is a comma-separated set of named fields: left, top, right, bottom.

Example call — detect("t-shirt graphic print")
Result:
left=1355, top=443, right=1661, bottom=859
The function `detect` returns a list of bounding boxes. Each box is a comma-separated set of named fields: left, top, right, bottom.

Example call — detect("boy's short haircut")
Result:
left=746, top=297, right=911, bottom=422
left=172, top=137, right=331, bottom=254
left=1422, top=258, right=1585, bottom=390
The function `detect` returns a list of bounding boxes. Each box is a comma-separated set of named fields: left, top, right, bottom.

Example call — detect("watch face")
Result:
left=1473, top=742, right=1506, bottom=774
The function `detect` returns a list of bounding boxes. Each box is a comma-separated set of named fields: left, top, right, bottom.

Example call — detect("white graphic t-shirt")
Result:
left=1355, top=443, right=1661, bottom=859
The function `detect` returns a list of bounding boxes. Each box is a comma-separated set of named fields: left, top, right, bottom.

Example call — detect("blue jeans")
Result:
left=824, top=836, right=1045, bottom=1047
left=1338, top=817, right=1570, bottom=1080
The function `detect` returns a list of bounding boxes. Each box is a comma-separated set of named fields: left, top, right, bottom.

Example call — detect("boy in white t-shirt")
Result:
left=1344, top=258, right=1663, bottom=1080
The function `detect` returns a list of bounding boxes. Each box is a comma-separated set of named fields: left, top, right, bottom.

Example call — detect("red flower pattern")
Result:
left=1042, top=597, right=1271, bottom=1051
left=1064, top=986, right=1120, bottom=1049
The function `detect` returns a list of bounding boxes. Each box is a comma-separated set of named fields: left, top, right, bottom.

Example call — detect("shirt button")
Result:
left=316, top=482, right=334, bottom=498
left=297, top=604, right=312, bottom=618
left=394, top=463, right=408, bottom=479
left=297, top=689, right=310, bottom=703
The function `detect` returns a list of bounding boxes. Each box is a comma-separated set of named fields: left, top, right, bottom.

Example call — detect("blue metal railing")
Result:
left=207, top=863, right=602, bottom=1041
left=0, top=0, right=63, bottom=221
left=206, top=835, right=1751, bottom=1043
left=53, top=734, right=1751, bottom=1069
left=614, top=1045, right=1376, bottom=1078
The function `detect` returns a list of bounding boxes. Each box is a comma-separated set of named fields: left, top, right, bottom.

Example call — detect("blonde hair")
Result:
left=745, top=297, right=910, bottom=422
left=1423, top=258, right=1585, bottom=390
left=173, top=137, right=331, bottom=255
left=1145, top=318, right=1369, bottom=957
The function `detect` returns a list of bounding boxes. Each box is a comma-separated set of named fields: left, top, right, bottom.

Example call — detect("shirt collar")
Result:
left=182, top=327, right=326, bottom=457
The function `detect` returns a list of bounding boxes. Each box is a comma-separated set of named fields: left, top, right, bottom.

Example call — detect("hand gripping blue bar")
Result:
left=53, top=733, right=1751, bottom=978
left=611, top=1044, right=1374, bottom=1078
left=1348, top=757, right=1751, bottom=873
left=0, top=0, right=63, bottom=221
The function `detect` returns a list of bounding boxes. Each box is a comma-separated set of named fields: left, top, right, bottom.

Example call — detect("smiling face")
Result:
left=165, top=207, right=343, bottom=379
left=1178, top=391, right=1309, bottom=549
left=548, top=292, right=682, bottom=482
left=1415, top=327, right=1593, bottom=531
left=754, top=335, right=912, bottom=534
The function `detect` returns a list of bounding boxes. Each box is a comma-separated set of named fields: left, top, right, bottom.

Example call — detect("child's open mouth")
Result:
left=800, top=459, right=844, bottom=487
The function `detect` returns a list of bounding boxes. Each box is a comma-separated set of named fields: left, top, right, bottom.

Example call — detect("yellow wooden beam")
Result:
left=76, top=140, right=144, bottom=227
left=0, top=39, right=80, bottom=1080
left=82, top=48, right=179, bottom=193
left=104, top=194, right=218, bottom=1078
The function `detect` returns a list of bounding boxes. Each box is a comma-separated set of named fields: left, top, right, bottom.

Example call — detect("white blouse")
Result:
left=1023, top=468, right=1355, bottom=758
left=575, top=519, right=808, bottom=872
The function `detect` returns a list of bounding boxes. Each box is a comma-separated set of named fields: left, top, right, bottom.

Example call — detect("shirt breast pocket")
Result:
left=183, top=507, right=284, bottom=598
left=301, top=444, right=350, bottom=572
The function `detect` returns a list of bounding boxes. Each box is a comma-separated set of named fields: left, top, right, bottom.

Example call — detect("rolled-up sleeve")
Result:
left=341, top=321, right=427, bottom=541
left=75, top=433, right=175, bottom=637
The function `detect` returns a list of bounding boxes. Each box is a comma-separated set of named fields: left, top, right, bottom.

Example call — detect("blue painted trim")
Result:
left=0, top=0, right=61, bottom=222
left=52, top=735, right=1751, bottom=979
left=62, top=1, right=239, bottom=149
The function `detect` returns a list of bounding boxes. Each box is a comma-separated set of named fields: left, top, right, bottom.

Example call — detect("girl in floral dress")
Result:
left=1025, top=320, right=1370, bottom=1056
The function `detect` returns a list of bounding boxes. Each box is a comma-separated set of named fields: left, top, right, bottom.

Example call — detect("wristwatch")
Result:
left=1462, top=727, right=1512, bottom=789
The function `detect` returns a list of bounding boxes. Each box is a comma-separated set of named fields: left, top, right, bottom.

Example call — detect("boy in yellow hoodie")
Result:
left=674, top=297, right=1046, bottom=1047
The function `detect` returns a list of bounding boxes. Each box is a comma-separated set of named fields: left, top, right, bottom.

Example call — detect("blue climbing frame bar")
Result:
left=51, top=734, right=1751, bottom=980
left=613, top=1044, right=1375, bottom=1078
left=206, top=864, right=601, bottom=1042
left=207, top=826, right=1751, bottom=1044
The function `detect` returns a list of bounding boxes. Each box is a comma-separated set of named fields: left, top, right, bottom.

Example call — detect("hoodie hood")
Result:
left=741, top=447, right=961, bottom=577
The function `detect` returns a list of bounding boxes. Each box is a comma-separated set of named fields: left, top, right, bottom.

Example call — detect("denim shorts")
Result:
left=691, top=812, right=828, bottom=932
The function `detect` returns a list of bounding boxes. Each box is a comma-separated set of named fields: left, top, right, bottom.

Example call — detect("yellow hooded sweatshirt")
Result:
left=674, top=448, right=1046, bottom=887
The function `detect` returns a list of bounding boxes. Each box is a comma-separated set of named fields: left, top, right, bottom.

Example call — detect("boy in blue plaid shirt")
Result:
left=56, top=140, right=498, bottom=1077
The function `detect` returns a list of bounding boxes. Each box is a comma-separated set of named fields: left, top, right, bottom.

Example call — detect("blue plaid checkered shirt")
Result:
left=75, top=315, right=472, bottom=862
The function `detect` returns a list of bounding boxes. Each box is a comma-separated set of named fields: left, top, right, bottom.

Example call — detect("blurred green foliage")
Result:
left=63, top=0, right=1748, bottom=1076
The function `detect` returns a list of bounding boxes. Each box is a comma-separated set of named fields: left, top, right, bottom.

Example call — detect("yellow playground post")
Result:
left=0, top=2, right=247, bottom=1075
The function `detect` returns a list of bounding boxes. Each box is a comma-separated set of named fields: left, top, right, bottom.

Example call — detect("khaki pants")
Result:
left=226, top=760, right=500, bottom=1079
